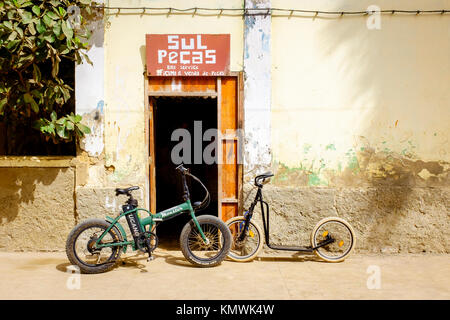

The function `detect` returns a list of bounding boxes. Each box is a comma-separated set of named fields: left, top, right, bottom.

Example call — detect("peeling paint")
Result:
left=417, top=169, right=432, bottom=180
left=347, top=155, right=360, bottom=174
left=303, top=143, right=312, bottom=154
left=79, top=100, right=105, bottom=157
left=308, top=172, right=328, bottom=186
left=75, top=7, right=105, bottom=158
left=272, top=141, right=450, bottom=188
left=243, top=0, right=272, bottom=172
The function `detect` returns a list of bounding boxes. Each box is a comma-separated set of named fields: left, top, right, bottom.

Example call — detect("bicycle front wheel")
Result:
left=226, top=216, right=263, bottom=262
left=310, top=217, right=355, bottom=263
left=180, top=215, right=231, bottom=267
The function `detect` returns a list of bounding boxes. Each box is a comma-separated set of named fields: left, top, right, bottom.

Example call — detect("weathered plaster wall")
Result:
left=73, top=3, right=117, bottom=223
left=0, top=166, right=75, bottom=251
left=270, top=0, right=450, bottom=187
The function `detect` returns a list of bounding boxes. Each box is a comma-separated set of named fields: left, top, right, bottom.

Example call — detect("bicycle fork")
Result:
left=189, top=210, right=210, bottom=245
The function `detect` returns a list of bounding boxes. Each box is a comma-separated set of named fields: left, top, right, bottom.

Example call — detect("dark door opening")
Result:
left=153, top=96, right=218, bottom=248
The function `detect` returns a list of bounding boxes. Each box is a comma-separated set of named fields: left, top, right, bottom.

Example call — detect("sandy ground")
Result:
left=0, top=250, right=448, bottom=300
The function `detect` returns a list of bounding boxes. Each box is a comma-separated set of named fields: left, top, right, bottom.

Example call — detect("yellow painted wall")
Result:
left=100, top=0, right=244, bottom=195
left=271, top=0, right=450, bottom=186
left=101, top=0, right=449, bottom=189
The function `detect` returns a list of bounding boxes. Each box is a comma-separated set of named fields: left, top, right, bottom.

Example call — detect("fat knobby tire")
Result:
left=180, top=215, right=232, bottom=267
left=66, top=218, right=122, bottom=274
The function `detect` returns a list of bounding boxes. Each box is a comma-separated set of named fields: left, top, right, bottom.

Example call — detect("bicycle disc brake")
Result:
left=136, top=232, right=158, bottom=260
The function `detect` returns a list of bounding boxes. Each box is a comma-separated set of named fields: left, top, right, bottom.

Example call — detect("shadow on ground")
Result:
left=54, top=249, right=331, bottom=273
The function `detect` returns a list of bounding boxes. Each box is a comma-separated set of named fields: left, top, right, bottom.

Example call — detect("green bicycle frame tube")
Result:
left=95, top=199, right=208, bottom=250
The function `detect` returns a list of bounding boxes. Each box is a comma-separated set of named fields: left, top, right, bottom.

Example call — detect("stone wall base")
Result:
left=0, top=167, right=75, bottom=251
left=1, top=175, right=448, bottom=253
left=243, top=185, right=449, bottom=254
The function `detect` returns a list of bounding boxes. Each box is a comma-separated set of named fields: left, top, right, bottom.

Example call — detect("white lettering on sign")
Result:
left=157, top=35, right=217, bottom=65
left=157, top=50, right=167, bottom=63
left=205, top=50, right=216, bottom=64
left=180, top=51, right=190, bottom=64
left=192, top=51, right=202, bottom=64
left=181, top=37, right=194, bottom=50
left=169, top=51, right=177, bottom=64
left=167, top=35, right=179, bottom=49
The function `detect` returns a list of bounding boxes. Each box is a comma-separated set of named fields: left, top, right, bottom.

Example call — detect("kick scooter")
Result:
left=226, top=172, right=355, bottom=262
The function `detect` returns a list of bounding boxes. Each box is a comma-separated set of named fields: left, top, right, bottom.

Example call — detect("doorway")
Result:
left=146, top=76, right=243, bottom=248
left=153, top=96, right=218, bottom=246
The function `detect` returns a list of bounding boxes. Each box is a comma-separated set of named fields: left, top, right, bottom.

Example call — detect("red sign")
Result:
left=146, top=34, right=230, bottom=76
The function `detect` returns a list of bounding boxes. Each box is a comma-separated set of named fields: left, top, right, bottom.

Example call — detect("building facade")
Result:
left=0, top=0, right=449, bottom=253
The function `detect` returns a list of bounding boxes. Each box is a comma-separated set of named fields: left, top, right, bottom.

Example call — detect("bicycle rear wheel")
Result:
left=311, top=217, right=355, bottom=263
left=66, top=219, right=123, bottom=274
left=226, top=216, right=263, bottom=262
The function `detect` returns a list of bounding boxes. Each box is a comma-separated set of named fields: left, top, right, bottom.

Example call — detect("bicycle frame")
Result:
left=93, top=165, right=211, bottom=254
left=95, top=199, right=208, bottom=252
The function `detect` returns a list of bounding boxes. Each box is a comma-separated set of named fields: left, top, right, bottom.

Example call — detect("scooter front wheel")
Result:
left=225, top=216, right=263, bottom=262
left=180, top=215, right=231, bottom=267
left=310, top=217, right=356, bottom=263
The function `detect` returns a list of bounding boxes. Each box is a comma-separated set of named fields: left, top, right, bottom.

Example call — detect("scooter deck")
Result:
left=268, top=244, right=314, bottom=252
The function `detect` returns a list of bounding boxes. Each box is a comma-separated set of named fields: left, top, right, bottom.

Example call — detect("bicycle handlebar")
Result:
left=254, top=172, right=274, bottom=187
left=176, top=164, right=188, bottom=174
left=175, top=164, right=210, bottom=211
left=187, top=171, right=211, bottom=211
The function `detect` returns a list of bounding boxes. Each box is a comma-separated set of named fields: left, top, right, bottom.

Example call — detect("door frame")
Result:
left=144, top=72, right=244, bottom=220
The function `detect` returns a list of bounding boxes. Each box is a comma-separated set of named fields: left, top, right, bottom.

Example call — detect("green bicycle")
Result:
left=66, top=164, right=232, bottom=273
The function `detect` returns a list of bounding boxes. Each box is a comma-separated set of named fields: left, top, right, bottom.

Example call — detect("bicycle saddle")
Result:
left=115, top=186, right=139, bottom=196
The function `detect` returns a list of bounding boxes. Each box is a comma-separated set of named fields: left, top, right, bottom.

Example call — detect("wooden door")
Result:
left=218, top=76, right=243, bottom=222
left=148, top=97, right=156, bottom=213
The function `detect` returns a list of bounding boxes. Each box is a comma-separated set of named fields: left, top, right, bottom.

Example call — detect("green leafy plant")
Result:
left=0, top=0, right=96, bottom=147
left=34, top=110, right=91, bottom=143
